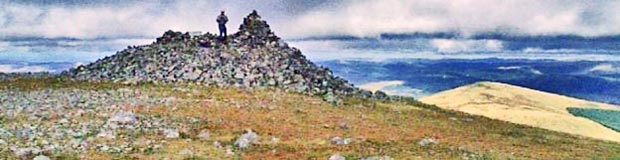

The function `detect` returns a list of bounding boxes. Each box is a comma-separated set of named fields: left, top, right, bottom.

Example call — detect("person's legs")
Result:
left=218, top=28, right=223, bottom=38
left=219, top=24, right=227, bottom=39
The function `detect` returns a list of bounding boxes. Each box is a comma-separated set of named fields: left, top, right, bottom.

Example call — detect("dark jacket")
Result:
left=217, top=14, right=228, bottom=25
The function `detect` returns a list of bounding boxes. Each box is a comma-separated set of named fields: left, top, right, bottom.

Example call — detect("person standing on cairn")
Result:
left=217, top=11, right=229, bottom=39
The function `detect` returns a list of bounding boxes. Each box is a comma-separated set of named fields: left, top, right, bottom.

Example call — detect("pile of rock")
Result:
left=62, top=12, right=384, bottom=104
left=63, top=12, right=380, bottom=102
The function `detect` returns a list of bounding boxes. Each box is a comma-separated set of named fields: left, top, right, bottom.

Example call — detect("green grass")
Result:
left=568, top=107, right=620, bottom=132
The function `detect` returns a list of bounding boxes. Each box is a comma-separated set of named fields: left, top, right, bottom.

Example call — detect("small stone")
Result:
left=163, top=129, right=180, bottom=139
left=328, top=153, right=346, bottom=160
left=33, top=155, right=51, bottom=160
left=418, top=138, right=438, bottom=147
left=59, top=118, right=70, bottom=124
left=178, top=148, right=193, bottom=155
left=100, top=145, right=110, bottom=152
left=109, top=111, right=137, bottom=124
left=225, top=147, right=235, bottom=156
left=330, top=137, right=352, bottom=145
left=338, top=122, right=349, bottom=130
left=197, top=130, right=210, bottom=140
left=13, top=148, right=33, bottom=159
left=213, top=141, right=222, bottom=148
left=270, top=136, right=279, bottom=144
left=107, top=111, right=138, bottom=129
left=97, top=130, right=116, bottom=139
left=234, top=129, right=259, bottom=149
left=361, top=156, right=393, bottom=160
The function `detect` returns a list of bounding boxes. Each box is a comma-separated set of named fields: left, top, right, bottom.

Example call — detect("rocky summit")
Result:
left=63, top=12, right=383, bottom=104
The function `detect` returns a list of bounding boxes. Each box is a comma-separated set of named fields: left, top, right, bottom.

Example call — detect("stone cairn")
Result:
left=63, top=12, right=398, bottom=104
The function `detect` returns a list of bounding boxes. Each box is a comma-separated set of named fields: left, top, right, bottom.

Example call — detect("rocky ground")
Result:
left=0, top=87, right=174, bottom=159
left=0, top=80, right=410, bottom=159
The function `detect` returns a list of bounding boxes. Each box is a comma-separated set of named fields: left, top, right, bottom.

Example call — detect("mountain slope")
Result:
left=420, top=81, right=620, bottom=142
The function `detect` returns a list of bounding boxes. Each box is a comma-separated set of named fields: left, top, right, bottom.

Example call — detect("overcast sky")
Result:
left=1, top=0, right=620, bottom=39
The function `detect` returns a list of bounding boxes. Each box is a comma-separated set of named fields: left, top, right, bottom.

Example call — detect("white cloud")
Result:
left=498, top=66, right=522, bottom=70
left=1, top=1, right=619, bottom=39
left=0, top=64, right=51, bottom=73
left=286, top=0, right=620, bottom=38
left=0, top=41, right=8, bottom=52
left=497, top=66, right=543, bottom=75
left=530, top=69, right=544, bottom=75
left=431, top=39, right=503, bottom=53
left=0, top=2, right=254, bottom=39
left=589, top=64, right=620, bottom=73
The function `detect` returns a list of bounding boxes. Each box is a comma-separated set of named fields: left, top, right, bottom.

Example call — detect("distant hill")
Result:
left=420, top=81, right=620, bottom=142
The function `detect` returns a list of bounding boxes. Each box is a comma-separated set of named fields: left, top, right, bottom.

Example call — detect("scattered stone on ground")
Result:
left=0, top=88, right=175, bottom=158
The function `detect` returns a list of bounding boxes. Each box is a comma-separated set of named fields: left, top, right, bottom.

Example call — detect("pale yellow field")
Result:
left=420, top=81, right=620, bottom=142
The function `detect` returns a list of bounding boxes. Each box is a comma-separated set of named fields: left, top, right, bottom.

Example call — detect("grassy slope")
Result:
left=2, top=78, right=620, bottom=159
left=420, top=81, right=620, bottom=143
